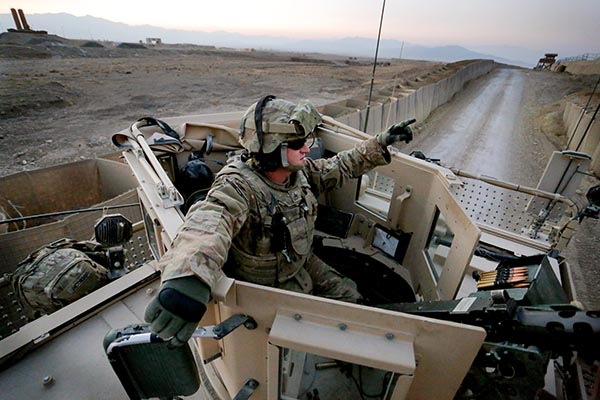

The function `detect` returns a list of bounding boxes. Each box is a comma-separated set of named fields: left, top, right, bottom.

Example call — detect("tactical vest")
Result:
left=218, top=161, right=318, bottom=289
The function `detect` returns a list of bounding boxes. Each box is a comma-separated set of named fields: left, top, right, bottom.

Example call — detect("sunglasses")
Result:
left=287, top=134, right=315, bottom=150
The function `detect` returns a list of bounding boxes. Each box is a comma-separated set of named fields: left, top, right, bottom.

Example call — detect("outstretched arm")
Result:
left=145, top=175, right=251, bottom=346
left=304, top=119, right=415, bottom=194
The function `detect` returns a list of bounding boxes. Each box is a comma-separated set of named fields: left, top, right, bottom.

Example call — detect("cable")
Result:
left=565, top=74, right=600, bottom=150
left=575, top=101, right=600, bottom=152
left=0, top=203, right=139, bottom=225
left=350, top=365, right=394, bottom=400
left=350, top=371, right=369, bottom=400
left=358, top=365, right=382, bottom=398
left=0, top=196, right=27, bottom=230
left=297, top=365, right=318, bottom=399
left=382, top=372, right=395, bottom=400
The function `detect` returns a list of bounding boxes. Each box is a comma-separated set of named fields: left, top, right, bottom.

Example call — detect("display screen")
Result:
left=371, top=225, right=411, bottom=263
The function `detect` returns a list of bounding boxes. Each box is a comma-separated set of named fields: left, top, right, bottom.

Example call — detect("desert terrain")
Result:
left=1, top=31, right=599, bottom=308
left=0, top=32, right=465, bottom=176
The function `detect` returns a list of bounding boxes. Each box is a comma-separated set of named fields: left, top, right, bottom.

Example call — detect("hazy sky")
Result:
left=2, top=0, right=599, bottom=54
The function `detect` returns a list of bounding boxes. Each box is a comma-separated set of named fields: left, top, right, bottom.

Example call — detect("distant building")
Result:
left=145, top=38, right=162, bottom=46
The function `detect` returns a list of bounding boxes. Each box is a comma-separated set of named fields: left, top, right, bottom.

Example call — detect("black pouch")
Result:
left=270, top=212, right=288, bottom=253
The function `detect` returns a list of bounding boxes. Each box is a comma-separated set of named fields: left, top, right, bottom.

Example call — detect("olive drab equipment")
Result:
left=12, top=238, right=110, bottom=319
left=238, top=95, right=322, bottom=155
left=177, top=133, right=215, bottom=212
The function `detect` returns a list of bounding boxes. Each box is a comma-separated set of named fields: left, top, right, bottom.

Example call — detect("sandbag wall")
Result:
left=321, top=60, right=495, bottom=135
left=562, top=101, right=600, bottom=175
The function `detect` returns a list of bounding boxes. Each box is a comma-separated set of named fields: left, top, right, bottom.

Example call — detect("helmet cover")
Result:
left=239, top=97, right=322, bottom=154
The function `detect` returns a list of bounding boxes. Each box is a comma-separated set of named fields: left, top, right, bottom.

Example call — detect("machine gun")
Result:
left=382, top=294, right=600, bottom=360
left=380, top=254, right=600, bottom=400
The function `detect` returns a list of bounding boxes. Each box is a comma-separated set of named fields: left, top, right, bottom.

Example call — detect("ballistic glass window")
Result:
left=356, top=171, right=395, bottom=218
left=424, top=207, right=455, bottom=282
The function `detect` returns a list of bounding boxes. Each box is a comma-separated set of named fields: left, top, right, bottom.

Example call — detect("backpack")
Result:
left=12, top=238, right=110, bottom=319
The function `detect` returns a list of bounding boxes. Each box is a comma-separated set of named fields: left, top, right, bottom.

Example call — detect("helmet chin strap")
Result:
left=280, top=142, right=289, bottom=168
left=279, top=143, right=303, bottom=172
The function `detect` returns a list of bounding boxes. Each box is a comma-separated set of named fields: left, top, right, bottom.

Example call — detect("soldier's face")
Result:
left=286, top=141, right=310, bottom=169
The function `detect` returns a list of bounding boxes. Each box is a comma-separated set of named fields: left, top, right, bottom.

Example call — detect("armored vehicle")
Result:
left=1, top=81, right=599, bottom=399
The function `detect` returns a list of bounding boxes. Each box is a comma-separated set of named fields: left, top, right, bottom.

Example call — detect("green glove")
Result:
left=377, top=118, right=416, bottom=146
left=144, top=276, right=210, bottom=347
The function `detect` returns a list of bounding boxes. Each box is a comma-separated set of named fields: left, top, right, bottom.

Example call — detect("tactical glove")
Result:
left=377, top=118, right=416, bottom=147
left=144, top=276, right=210, bottom=347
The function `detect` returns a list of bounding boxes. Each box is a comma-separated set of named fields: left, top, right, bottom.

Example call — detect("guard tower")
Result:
left=534, top=53, right=558, bottom=70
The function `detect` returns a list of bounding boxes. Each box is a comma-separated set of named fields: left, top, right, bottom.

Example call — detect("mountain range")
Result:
left=0, top=12, right=541, bottom=67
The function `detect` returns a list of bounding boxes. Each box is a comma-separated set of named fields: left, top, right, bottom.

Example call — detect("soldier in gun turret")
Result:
left=144, top=95, right=415, bottom=346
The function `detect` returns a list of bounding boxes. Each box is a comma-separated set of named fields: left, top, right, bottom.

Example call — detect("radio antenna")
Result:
left=363, top=0, right=387, bottom=132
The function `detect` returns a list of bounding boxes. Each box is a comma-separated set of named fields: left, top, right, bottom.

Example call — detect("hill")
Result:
left=0, top=12, right=534, bottom=66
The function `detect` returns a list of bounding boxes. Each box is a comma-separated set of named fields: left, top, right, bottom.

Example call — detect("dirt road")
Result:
left=405, top=66, right=600, bottom=309
left=405, top=68, right=557, bottom=183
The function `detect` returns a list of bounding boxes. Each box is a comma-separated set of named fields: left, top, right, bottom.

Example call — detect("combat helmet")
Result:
left=239, top=95, right=322, bottom=157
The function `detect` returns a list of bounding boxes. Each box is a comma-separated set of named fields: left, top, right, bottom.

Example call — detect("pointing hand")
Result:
left=377, top=118, right=416, bottom=146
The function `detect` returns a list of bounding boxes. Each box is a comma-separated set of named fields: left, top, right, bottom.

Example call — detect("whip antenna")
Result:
left=363, top=0, right=386, bottom=132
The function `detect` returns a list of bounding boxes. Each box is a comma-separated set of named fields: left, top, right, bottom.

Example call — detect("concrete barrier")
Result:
left=326, top=60, right=495, bottom=134
left=552, top=60, right=600, bottom=76
left=551, top=59, right=600, bottom=174
left=563, top=101, right=600, bottom=174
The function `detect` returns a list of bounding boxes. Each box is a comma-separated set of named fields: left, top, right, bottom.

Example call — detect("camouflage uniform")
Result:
left=159, top=137, right=391, bottom=303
